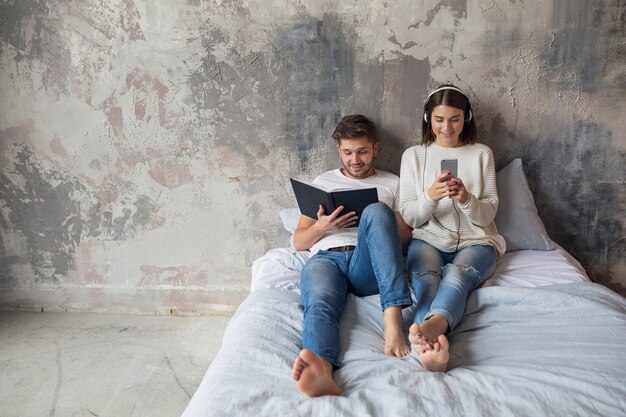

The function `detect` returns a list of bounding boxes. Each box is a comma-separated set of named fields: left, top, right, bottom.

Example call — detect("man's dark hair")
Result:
left=332, top=115, right=377, bottom=144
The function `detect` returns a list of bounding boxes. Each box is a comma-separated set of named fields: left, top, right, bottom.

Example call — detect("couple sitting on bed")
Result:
left=291, top=85, right=505, bottom=397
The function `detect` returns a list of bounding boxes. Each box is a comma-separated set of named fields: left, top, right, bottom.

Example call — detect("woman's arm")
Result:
left=455, top=148, right=498, bottom=227
left=399, top=147, right=438, bottom=229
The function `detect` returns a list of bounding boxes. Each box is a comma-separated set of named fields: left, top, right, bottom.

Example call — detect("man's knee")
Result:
left=302, top=258, right=335, bottom=281
left=301, top=278, right=347, bottom=309
left=301, top=256, right=347, bottom=295
left=361, top=202, right=393, bottom=224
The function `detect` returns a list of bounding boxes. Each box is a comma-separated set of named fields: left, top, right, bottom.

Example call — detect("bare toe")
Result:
left=385, top=339, right=411, bottom=357
left=419, top=335, right=449, bottom=373
left=409, top=323, right=423, bottom=346
left=384, top=325, right=411, bottom=357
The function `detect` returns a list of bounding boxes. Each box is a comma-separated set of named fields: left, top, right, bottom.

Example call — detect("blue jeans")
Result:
left=407, top=239, right=497, bottom=330
left=300, top=203, right=412, bottom=367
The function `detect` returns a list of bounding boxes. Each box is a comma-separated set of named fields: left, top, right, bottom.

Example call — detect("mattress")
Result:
left=181, top=247, right=626, bottom=417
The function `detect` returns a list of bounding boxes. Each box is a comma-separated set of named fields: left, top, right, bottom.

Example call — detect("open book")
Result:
left=289, top=178, right=379, bottom=227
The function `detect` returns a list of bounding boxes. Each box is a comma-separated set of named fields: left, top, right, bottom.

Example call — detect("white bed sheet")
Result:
left=182, top=283, right=626, bottom=417
left=483, top=243, right=590, bottom=287
left=181, top=247, right=624, bottom=417
left=250, top=244, right=591, bottom=294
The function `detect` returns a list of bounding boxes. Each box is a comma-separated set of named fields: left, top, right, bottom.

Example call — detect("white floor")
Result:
left=0, top=311, right=231, bottom=417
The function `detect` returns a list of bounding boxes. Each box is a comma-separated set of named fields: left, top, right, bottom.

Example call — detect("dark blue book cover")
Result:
left=290, top=178, right=378, bottom=227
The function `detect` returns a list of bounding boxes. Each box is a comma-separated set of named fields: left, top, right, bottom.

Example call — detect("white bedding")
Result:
left=182, top=248, right=626, bottom=417
left=483, top=244, right=590, bottom=287
left=250, top=244, right=591, bottom=293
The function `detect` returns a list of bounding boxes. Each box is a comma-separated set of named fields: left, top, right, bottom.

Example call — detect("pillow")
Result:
left=279, top=208, right=301, bottom=234
left=495, top=158, right=555, bottom=251
left=250, top=248, right=310, bottom=293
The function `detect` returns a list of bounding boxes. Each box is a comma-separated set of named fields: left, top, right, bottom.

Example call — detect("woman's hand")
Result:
left=427, top=172, right=454, bottom=202
left=449, top=177, right=469, bottom=204
left=427, top=172, right=469, bottom=204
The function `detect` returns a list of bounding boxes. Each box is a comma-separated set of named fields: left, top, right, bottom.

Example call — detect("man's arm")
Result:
left=293, top=205, right=358, bottom=251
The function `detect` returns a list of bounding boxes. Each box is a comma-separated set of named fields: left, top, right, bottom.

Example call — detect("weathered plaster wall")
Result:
left=1, top=0, right=624, bottom=314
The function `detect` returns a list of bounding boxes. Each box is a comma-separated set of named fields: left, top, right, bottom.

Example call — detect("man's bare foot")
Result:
left=419, top=334, right=449, bottom=372
left=292, top=349, right=341, bottom=397
left=383, top=306, right=411, bottom=357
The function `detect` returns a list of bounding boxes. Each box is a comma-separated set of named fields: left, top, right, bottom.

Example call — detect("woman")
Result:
left=399, top=85, right=506, bottom=372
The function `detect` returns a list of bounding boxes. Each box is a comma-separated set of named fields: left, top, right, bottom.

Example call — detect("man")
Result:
left=291, top=114, right=413, bottom=397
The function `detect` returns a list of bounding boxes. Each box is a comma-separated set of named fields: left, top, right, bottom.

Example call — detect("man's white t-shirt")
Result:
left=308, top=169, right=400, bottom=255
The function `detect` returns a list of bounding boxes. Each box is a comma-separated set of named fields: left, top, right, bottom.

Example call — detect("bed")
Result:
left=181, top=159, right=626, bottom=417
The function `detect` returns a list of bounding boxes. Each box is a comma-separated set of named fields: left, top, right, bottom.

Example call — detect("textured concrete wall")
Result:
left=1, top=0, right=624, bottom=314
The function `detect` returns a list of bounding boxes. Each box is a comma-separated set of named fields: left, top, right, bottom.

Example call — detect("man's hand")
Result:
left=313, top=205, right=358, bottom=232
left=292, top=205, right=358, bottom=251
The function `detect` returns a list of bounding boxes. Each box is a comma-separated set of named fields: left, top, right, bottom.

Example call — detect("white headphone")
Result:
left=423, top=86, right=473, bottom=124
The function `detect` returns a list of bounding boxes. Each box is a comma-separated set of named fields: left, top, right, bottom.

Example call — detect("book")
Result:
left=289, top=178, right=379, bottom=227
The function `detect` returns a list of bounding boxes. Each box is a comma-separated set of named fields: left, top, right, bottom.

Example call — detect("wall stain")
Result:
left=0, top=0, right=70, bottom=95
left=0, top=146, right=84, bottom=282
left=0, top=0, right=50, bottom=59
left=276, top=15, right=354, bottom=172
left=545, top=0, right=626, bottom=91
left=0, top=142, right=166, bottom=283
left=380, top=54, right=430, bottom=173
left=490, top=115, right=625, bottom=294
left=409, top=0, right=468, bottom=28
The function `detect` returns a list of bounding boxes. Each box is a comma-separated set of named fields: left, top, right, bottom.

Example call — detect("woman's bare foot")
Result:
left=409, top=322, right=424, bottom=349
left=292, top=349, right=341, bottom=397
left=383, top=306, right=411, bottom=357
left=417, top=315, right=449, bottom=345
left=419, top=334, right=449, bottom=372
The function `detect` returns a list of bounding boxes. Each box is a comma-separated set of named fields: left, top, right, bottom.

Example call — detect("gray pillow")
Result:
left=495, top=158, right=555, bottom=251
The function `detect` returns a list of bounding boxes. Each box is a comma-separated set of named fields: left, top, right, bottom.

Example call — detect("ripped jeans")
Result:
left=407, top=239, right=497, bottom=330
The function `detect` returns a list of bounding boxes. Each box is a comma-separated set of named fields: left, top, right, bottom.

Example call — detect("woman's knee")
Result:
left=410, top=268, right=440, bottom=286
left=441, top=263, right=484, bottom=289
left=407, top=240, right=442, bottom=271
left=454, top=245, right=497, bottom=276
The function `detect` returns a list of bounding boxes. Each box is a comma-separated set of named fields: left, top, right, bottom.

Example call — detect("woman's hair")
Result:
left=421, top=84, right=477, bottom=145
left=332, top=114, right=377, bottom=144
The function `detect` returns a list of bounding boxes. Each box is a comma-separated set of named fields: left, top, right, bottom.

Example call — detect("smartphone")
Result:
left=440, top=159, right=458, bottom=181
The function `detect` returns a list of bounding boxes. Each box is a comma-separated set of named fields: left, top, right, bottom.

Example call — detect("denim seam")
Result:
left=425, top=309, right=455, bottom=330
left=381, top=297, right=413, bottom=310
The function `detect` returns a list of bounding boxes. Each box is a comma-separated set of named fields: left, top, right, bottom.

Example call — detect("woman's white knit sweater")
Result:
left=399, top=142, right=506, bottom=255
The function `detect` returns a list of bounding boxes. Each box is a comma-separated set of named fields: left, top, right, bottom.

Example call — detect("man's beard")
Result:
left=343, top=160, right=375, bottom=178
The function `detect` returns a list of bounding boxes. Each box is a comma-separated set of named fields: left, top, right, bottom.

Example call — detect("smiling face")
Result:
left=430, top=104, right=465, bottom=148
left=336, top=136, right=379, bottom=179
